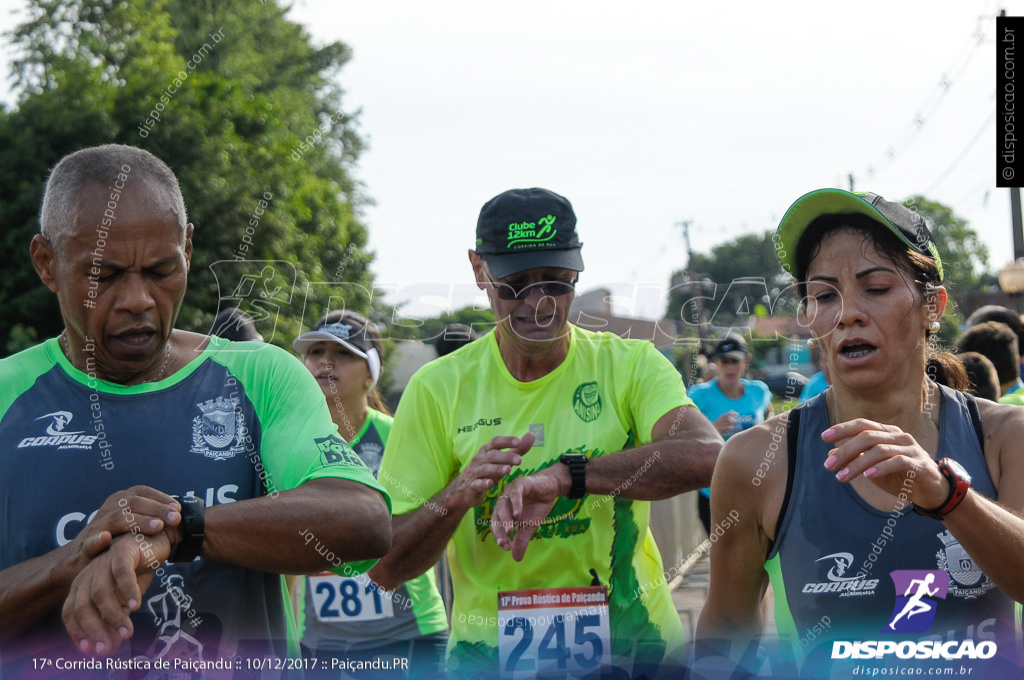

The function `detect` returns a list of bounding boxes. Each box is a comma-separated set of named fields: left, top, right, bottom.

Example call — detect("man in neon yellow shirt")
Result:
left=373, top=188, right=721, bottom=678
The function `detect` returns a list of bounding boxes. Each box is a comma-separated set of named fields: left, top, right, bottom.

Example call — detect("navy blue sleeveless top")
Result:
left=765, top=386, right=1021, bottom=677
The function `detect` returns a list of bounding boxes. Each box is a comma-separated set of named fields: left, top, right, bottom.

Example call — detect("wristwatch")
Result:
left=169, top=496, right=206, bottom=562
left=559, top=453, right=588, bottom=499
left=913, top=458, right=971, bottom=520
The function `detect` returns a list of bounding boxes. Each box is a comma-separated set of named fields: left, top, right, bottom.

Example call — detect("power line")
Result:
left=954, top=177, right=993, bottom=208
left=853, top=7, right=994, bottom=185
left=924, top=105, right=996, bottom=195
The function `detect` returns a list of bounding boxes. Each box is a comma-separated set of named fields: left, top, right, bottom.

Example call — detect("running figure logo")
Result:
left=884, top=570, right=949, bottom=633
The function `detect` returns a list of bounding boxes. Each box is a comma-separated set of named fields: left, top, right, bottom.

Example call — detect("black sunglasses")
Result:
left=486, top=273, right=577, bottom=300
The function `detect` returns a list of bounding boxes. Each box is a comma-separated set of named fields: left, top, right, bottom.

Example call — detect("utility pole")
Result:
left=1012, top=188, right=1024, bottom=260
left=675, top=220, right=708, bottom=343
left=676, top=220, right=693, bottom=270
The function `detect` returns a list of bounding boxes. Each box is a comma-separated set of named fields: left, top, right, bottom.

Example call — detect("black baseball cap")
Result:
left=775, top=189, right=944, bottom=281
left=475, top=188, right=584, bottom=279
left=713, top=335, right=748, bottom=361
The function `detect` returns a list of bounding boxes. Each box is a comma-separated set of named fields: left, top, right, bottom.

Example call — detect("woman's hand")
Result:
left=822, top=418, right=949, bottom=509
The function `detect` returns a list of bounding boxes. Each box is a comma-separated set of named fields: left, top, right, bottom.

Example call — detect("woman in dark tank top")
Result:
left=695, top=189, right=1024, bottom=680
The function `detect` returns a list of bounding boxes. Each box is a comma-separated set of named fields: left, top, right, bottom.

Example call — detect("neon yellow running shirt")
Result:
left=380, top=325, right=694, bottom=673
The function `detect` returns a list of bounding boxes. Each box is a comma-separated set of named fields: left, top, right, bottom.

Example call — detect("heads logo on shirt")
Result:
left=884, top=570, right=948, bottom=633
left=573, top=382, right=602, bottom=423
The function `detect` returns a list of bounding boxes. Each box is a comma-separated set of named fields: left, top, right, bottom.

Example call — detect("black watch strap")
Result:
left=169, top=496, right=205, bottom=562
left=559, top=454, right=588, bottom=499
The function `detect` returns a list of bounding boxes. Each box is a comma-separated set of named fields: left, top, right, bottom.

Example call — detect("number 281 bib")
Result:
left=309, top=572, right=395, bottom=622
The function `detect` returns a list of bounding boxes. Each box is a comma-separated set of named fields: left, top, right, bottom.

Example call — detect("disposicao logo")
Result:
left=830, top=569, right=997, bottom=661
left=885, top=569, right=947, bottom=634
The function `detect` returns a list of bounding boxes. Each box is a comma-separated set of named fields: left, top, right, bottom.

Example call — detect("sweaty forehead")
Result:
left=805, top=230, right=900, bottom=279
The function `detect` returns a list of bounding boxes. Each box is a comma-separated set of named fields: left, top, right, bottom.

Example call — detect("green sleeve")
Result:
left=378, top=365, right=457, bottom=517
left=0, top=342, right=55, bottom=412
left=226, top=344, right=391, bottom=575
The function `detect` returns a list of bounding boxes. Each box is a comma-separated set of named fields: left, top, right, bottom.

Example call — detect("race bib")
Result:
left=497, top=586, right=610, bottom=678
left=309, top=573, right=394, bottom=622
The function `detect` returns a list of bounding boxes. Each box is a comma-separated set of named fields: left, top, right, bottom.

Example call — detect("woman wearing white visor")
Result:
left=292, top=311, right=448, bottom=679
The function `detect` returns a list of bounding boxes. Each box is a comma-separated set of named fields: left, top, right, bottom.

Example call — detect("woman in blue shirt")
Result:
left=688, top=334, right=773, bottom=534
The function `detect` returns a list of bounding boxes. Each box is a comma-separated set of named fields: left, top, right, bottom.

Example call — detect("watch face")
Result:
left=943, top=458, right=971, bottom=484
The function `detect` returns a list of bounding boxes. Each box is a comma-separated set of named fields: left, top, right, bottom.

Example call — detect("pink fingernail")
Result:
left=96, top=641, right=107, bottom=654
left=864, top=467, right=877, bottom=478
left=823, top=428, right=836, bottom=439
left=824, top=455, right=837, bottom=470
left=79, top=640, right=90, bottom=653
left=836, top=468, right=849, bottom=481
left=118, top=627, right=129, bottom=638
left=149, top=519, right=162, bottom=530
left=128, top=599, right=138, bottom=609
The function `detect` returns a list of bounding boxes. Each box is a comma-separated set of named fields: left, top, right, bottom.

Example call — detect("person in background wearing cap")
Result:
left=371, top=187, right=722, bottom=678
left=291, top=311, right=449, bottom=678
left=687, top=334, right=772, bottom=536
left=696, top=189, right=1024, bottom=679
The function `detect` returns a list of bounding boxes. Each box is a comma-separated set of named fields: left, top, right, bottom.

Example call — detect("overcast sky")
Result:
left=1, top=0, right=1020, bottom=319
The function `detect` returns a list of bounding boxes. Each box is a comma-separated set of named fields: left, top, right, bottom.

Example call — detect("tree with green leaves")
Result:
left=666, top=230, right=786, bottom=327
left=411, top=306, right=497, bottom=343
left=0, top=0, right=374, bottom=355
left=904, top=195, right=990, bottom=292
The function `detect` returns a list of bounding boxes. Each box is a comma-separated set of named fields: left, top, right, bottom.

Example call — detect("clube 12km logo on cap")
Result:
left=831, top=569, right=997, bottom=661
left=506, top=214, right=558, bottom=250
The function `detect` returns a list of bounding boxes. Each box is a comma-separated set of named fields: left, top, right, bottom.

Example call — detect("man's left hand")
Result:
left=491, top=461, right=566, bottom=561
left=62, top=531, right=172, bottom=655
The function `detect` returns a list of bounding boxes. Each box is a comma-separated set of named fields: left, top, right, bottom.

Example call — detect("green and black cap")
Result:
left=775, top=189, right=943, bottom=282
left=475, top=187, right=584, bottom=279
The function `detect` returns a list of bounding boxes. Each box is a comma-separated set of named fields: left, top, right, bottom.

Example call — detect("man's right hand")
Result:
left=443, top=433, right=535, bottom=513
